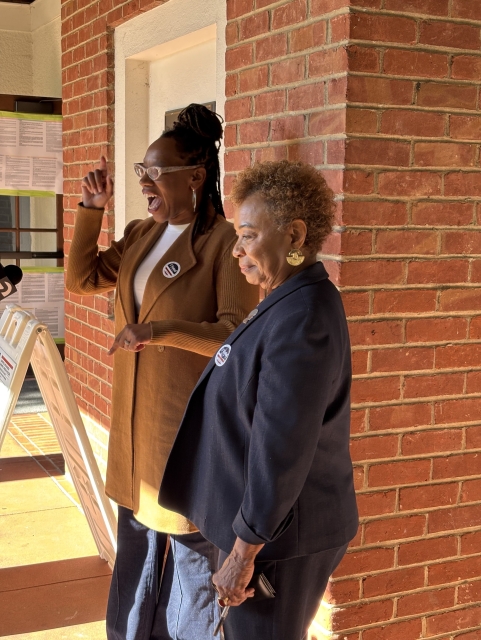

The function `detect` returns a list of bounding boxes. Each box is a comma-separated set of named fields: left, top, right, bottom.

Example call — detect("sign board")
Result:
left=0, top=111, right=63, bottom=196
left=0, top=305, right=116, bottom=567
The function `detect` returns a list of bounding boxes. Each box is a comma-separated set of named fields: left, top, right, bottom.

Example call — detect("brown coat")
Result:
left=66, top=206, right=258, bottom=533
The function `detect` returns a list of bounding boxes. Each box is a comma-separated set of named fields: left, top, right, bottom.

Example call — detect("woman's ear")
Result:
left=290, top=219, right=308, bottom=249
left=190, top=167, right=207, bottom=191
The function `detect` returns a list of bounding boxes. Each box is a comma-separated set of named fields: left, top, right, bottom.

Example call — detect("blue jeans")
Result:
left=106, top=506, right=220, bottom=640
left=151, top=532, right=220, bottom=639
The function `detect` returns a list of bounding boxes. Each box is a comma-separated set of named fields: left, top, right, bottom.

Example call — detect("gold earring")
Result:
left=286, top=249, right=305, bottom=266
left=192, top=188, right=197, bottom=212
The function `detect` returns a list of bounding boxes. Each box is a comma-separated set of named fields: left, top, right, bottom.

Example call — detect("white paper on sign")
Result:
left=0, top=346, right=16, bottom=386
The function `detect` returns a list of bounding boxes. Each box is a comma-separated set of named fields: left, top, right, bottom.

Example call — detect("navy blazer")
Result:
left=159, top=262, right=359, bottom=561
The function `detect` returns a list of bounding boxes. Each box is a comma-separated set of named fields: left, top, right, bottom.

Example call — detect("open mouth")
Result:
left=143, top=191, right=162, bottom=213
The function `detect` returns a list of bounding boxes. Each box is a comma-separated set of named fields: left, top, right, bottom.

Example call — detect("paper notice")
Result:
left=32, top=157, right=57, bottom=190
left=5, top=156, right=31, bottom=188
left=20, top=273, right=46, bottom=303
left=47, top=271, right=64, bottom=302
left=0, top=287, right=19, bottom=305
left=0, top=119, right=17, bottom=147
left=0, top=112, right=63, bottom=195
left=34, top=307, right=59, bottom=336
left=46, top=122, right=62, bottom=153
left=19, top=120, right=44, bottom=147
left=0, top=346, right=16, bottom=387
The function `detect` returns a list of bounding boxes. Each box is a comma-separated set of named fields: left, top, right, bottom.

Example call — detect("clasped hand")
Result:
left=108, top=323, right=152, bottom=355
left=212, top=551, right=256, bottom=607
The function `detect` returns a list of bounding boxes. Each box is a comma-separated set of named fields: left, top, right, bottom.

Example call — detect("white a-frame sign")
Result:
left=0, top=305, right=117, bottom=568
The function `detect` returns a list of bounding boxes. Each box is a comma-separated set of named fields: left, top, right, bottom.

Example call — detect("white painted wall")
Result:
left=32, top=0, right=62, bottom=97
left=0, top=2, right=30, bottom=31
left=123, top=36, right=217, bottom=223
left=124, top=59, right=150, bottom=223
left=0, top=31, right=33, bottom=95
left=0, top=0, right=61, bottom=97
left=148, top=39, right=217, bottom=141
left=114, top=0, right=226, bottom=238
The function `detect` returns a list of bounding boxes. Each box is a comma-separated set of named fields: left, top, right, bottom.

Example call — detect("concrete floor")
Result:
left=0, top=415, right=111, bottom=639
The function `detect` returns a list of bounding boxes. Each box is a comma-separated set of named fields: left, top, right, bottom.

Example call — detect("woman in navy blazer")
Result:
left=159, top=160, right=359, bottom=639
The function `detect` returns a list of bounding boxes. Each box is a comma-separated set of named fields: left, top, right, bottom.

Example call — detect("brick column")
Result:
left=333, top=2, right=481, bottom=638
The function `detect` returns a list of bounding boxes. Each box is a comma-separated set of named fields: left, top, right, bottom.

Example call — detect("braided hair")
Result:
left=161, top=103, right=224, bottom=237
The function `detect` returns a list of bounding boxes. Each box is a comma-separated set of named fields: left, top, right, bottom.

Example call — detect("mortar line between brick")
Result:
left=349, top=310, right=481, bottom=320
left=345, top=536, right=481, bottom=554
left=339, top=251, right=481, bottom=259
left=227, top=11, right=348, bottom=46
left=350, top=6, right=481, bottom=28
left=351, top=448, right=481, bottom=463
left=333, top=604, right=481, bottom=637
left=349, top=69, right=481, bottom=86
left=351, top=372, right=481, bottom=386
left=346, top=132, right=481, bottom=144
left=343, top=225, right=481, bottom=231
left=348, top=39, right=481, bottom=58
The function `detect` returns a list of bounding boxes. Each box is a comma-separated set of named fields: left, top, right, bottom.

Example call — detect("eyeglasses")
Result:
left=133, top=163, right=204, bottom=181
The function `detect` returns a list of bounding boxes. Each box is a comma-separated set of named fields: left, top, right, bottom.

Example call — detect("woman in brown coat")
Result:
left=66, top=105, right=258, bottom=640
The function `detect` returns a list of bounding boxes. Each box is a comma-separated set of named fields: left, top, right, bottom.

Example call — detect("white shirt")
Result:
left=133, top=223, right=190, bottom=313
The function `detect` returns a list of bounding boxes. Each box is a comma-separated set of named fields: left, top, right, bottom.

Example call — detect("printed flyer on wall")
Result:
left=0, top=111, right=63, bottom=196
left=0, top=268, right=65, bottom=341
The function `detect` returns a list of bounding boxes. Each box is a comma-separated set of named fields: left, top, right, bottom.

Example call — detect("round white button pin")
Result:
left=215, top=344, right=231, bottom=366
left=163, top=262, right=181, bottom=278
left=243, top=308, right=259, bottom=324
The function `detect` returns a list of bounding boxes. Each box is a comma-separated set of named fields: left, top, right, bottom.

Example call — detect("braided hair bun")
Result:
left=161, top=103, right=225, bottom=235
left=173, top=103, right=223, bottom=147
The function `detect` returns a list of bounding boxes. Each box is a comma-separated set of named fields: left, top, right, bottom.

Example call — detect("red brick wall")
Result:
left=61, top=0, right=481, bottom=637
left=61, top=0, right=169, bottom=430
left=333, top=1, right=481, bottom=638
left=224, top=0, right=349, bottom=284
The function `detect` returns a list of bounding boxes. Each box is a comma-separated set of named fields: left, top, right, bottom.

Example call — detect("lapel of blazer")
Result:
left=117, top=220, right=166, bottom=325
left=138, top=221, right=199, bottom=323
left=195, top=262, right=330, bottom=386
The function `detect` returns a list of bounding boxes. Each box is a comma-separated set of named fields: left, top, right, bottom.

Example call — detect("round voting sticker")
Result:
left=163, top=262, right=181, bottom=278
left=243, top=308, right=258, bottom=324
left=215, top=344, right=231, bottom=366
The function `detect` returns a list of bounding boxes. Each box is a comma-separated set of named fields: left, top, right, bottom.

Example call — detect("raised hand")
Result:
left=81, top=156, right=114, bottom=209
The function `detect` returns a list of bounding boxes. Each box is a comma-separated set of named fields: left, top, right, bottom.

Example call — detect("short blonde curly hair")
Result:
left=231, top=160, right=335, bottom=251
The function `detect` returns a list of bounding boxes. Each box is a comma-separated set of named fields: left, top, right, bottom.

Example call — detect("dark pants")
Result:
left=219, top=544, right=348, bottom=640
left=106, top=506, right=219, bottom=640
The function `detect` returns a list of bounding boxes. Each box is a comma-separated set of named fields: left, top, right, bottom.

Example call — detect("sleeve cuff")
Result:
left=233, top=506, right=296, bottom=546
left=232, top=509, right=271, bottom=546
left=150, top=320, right=170, bottom=344
left=78, top=203, right=105, bottom=213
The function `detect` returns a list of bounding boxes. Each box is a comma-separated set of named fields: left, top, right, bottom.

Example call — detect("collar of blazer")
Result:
left=117, top=213, right=219, bottom=324
left=197, top=261, right=329, bottom=385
